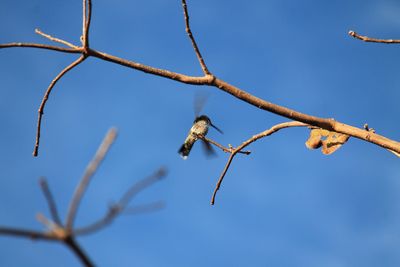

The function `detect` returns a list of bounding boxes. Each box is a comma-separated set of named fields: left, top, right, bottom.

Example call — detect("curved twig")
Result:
left=181, top=0, right=210, bottom=75
left=33, top=55, right=86, bottom=156
left=211, top=121, right=308, bottom=205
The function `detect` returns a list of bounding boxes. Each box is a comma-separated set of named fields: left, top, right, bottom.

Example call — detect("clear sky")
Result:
left=1, top=0, right=400, bottom=266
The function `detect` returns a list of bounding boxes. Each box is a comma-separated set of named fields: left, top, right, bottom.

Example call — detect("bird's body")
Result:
left=178, top=115, right=211, bottom=159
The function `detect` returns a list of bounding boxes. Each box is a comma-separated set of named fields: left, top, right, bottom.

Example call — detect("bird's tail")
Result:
left=178, top=142, right=194, bottom=160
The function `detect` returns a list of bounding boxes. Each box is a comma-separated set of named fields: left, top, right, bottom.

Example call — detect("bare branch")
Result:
left=0, top=227, right=57, bottom=241
left=199, top=135, right=251, bottom=155
left=33, top=55, right=87, bottom=157
left=348, top=30, right=400, bottom=43
left=0, top=42, right=79, bottom=53
left=80, top=49, right=400, bottom=155
left=35, top=29, right=79, bottom=49
left=181, top=0, right=211, bottom=75
left=66, top=128, right=118, bottom=231
left=211, top=121, right=308, bottom=205
left=74, top=167, right=166, bottom=236
left=39, top=178, right=62, bottom=226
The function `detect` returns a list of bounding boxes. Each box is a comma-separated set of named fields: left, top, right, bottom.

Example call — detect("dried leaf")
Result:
left=306, top=128, right=350, bottom=155
left=305, top=129, right=323, bottom=149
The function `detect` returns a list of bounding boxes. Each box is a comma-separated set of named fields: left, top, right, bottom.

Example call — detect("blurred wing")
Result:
left=201, top=139, right=217, bottom=157
left=194, top=91, right=209, bottom=117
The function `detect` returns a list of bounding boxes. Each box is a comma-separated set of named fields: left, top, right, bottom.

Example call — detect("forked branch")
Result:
left=0, top=127, right=166, bottom=267
left=211, top=121, right=309, bottom=205
left=66, top=127, right=117, bottom=230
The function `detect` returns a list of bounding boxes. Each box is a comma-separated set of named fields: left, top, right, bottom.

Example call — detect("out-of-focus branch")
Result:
left=39, top=177, right=62, bottom=226
left=0, top=227, right=57, bottom=241
left=348, top=30, right=400, bottom=44
left=65, top=236, right=95, bottom=267
left=0, top=127, right=165, bottom=266
left=66, top=128, right=118, bottom=231
left=211, top=121, right=308, bottom=205
left=74, top=167, right=166, bottom=236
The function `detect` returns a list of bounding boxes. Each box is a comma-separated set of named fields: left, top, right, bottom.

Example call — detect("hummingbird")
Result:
left=178, top=114, right=223, bottom=159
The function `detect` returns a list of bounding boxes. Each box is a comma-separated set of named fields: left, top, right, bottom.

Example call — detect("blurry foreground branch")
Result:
left=0, top=128, right=166, bottom=266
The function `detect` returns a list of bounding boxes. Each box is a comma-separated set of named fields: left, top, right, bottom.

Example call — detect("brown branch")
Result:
left=39, top=178, right=62, bottom=226
left=33, top=55, right=86, bottom=157
left=83, top=49, right=400, bottom=155
left=66, top=128, right=118, bottom=231
left=3, top=40, right=400, bottom=157
left=211, top=121, right=308, bottom=205
left=181, top=0, right=211, bottom=75
left=74, top=167, right=166, bottom=236
left=0, top=42, right=79, bottom=53
left=348, top=30, right=400, bottom=44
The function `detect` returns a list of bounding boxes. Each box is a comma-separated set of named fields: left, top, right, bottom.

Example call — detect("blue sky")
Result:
left=1, top=0, right=400, bottom=266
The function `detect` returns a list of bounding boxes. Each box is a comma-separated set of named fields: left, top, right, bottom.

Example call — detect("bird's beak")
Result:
left=210, top=123, right=223, bottom=134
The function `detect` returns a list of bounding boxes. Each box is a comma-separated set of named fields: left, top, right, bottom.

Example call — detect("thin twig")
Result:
left=199, top=135, right=251, bottom=155
left=181, top=0, right=211, bottom=75
left=33, top=55, right=86, bottom=157
left=348, top=30, right=400, bottom=44
left=211, top=121, right=308, bottom=205
left=65, top=128, right=118, bottom=231
left=74, top=167, right=166, bottom=236
left=35, top=29, right=78, bottom=49
left=0, top=42, right=79, bottom=53
left=39, top=178, right=62, bottom=226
